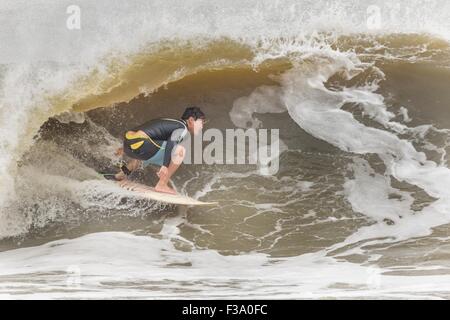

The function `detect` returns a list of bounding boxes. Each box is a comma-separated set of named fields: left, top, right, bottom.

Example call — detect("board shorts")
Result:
left=123, top=131, right=167, bottom=167
left=142, top=141, right=167, bottom=167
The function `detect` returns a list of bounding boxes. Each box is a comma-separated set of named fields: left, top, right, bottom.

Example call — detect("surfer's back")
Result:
left=133, top=118, right=187, bottom=142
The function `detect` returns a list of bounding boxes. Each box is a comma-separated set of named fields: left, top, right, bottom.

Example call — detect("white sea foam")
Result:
left=278, top=53, right=450, bottom=246
left=1, top=231, right=450, bottom=299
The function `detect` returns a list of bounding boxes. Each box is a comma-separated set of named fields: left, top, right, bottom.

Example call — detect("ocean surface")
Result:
left=0, top=0, right=450, bottom=299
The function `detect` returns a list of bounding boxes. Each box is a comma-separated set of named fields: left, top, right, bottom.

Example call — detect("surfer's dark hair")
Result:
left=181, top=106, right=205, bottom=121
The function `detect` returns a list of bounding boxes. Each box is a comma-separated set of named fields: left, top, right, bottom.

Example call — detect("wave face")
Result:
left=1, top=1, right=450, bottom=298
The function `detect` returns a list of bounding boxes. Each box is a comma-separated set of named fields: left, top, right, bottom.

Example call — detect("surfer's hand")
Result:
left=157, top=166, right=169, bottom=179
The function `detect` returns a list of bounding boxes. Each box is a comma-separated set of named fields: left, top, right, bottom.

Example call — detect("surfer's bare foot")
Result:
left=154, top=182, right=177, bottom=195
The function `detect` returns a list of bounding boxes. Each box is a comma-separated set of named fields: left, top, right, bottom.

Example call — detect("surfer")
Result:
left=107, top=107, right=206, bottom=195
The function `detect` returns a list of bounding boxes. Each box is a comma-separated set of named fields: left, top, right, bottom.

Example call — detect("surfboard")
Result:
left=107, top=177, right=217, bottom=206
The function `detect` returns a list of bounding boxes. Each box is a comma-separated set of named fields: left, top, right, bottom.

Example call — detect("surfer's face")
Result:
left=187, top=117, right=204, bottom=135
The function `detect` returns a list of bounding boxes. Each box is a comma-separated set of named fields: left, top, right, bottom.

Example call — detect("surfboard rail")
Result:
left=116, top=179, right=217, bottom=206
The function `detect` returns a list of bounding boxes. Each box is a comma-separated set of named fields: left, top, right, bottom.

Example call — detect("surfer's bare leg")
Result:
left=155, top=145, right=185, bottom=194
left=115, top=158, right=141, bottom=180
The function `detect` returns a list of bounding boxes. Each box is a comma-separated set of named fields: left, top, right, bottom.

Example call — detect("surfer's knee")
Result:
left=170, top=144, right=185, bottom=166
left=175, top=145, right=186, bottom=158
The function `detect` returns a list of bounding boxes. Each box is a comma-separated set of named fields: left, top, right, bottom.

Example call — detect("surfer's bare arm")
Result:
left=162, top=127, right=186, bottom=168
left=157, top=166, right=168, bottom=179
left=155, top=145, right=185, bottom=194
left=157, top=139, right=185, bottom=180
left=162, top=143, right=173, bottom=168
left=159, top=131, right=185, bottom=180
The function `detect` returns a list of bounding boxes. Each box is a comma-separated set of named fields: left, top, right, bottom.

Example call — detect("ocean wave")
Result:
left=0, top=1, right=449, bottom=246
